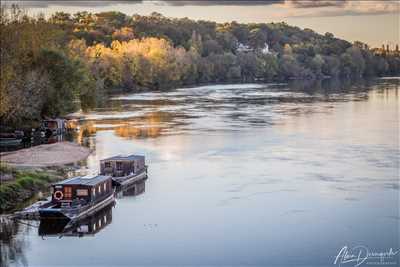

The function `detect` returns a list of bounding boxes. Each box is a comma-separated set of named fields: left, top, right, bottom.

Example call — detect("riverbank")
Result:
left=0, top=142, right=91, bottom=212
left=0, top=142, right=91, bottom=167
left=0, top=164, right=65, bottom=212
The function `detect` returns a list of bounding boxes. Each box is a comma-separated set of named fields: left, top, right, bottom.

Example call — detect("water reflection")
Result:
left=68, top=78, right=399, bottom=143
left=115, top=178, right=147, bottom=198
left=39, top=203, right=114, bottom=238
left=1, top=78, right=399, bottom=267
left=0, top=217, right=29, bottom=267
left=70, top=111, right=189, bottom=143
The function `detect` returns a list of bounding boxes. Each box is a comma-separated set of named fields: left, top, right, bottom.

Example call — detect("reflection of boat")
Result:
left=38, top=175, right=114, bottom=220
left=39, top=202, right=113, bottom=237
left=100, top=155, right=148, bottom=188
left=116, top=177, right=147, bottom=198
left=46, top=134, right=64, bottom=144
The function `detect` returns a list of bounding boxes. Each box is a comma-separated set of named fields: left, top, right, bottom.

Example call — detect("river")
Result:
left=1, top=78, right=399, bottom=267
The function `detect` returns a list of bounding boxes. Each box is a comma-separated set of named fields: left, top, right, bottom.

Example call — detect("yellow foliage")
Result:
left=84, top=37, right=188, bottom=89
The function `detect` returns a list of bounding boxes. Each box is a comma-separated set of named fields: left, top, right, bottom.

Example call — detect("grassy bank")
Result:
left=0, top=164, right=64, bottom=212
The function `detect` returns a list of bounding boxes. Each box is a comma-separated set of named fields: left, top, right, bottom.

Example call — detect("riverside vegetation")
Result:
left=0, top=164, right=64, bottom=212
left=1, top=6, right=400, bottom=129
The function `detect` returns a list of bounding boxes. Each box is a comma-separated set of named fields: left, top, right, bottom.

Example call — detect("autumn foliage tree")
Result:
left=1, top=6, right=399, bottom=128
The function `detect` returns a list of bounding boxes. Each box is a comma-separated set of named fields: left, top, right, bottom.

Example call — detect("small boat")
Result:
left=38, top=175, right=114, bottom=220
left=100, top=154, right=148, bottom=188
left=41, top=118, right=66, bottom=136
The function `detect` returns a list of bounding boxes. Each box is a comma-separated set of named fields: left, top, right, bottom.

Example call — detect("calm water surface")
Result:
left=2, top=78, right=399, bottom=267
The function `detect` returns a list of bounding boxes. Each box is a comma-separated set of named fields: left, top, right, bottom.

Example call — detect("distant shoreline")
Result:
left=97, top=76, right=395, bottom=95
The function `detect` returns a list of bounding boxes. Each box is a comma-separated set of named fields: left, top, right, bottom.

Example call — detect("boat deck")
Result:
left=13, top=198, right=51, bottom=220
left=112, top=167, right=148, bottom=187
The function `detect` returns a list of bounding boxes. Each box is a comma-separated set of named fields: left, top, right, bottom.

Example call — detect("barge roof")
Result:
left=100, top=154, right=144, bottom=161
left=54, top=175, right=111, bottom=186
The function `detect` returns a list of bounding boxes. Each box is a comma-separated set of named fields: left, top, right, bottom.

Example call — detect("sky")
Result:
left=4, top=0, right=400, bottom=48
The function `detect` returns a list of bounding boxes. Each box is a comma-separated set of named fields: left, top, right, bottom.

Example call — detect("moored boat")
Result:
left=38, top=175, right=114, bottom=220
left=100, top=154, right=148, bottom=188
left=39, top=202, right=114, bottom=237
left=41, top=118, right=66, bottom=136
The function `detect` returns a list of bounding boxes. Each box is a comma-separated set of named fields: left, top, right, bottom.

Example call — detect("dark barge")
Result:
left=13, top=154, right=147, bottom=220
left=38, top=175, right=114, bottom=220
left=39, top=202, right=114, bottom=237
left=100, top=155, right=148, bottom=188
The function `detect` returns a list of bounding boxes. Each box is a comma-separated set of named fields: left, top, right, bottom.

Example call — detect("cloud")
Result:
left=161, top=0, right=399, bottom=16
left=3, top=0, right=399, bottom=17
left=281, top=0, right=400, bottom=17
left=2, top=1, right=143, bottom=8
left=158, top=0, right=284, bottom=6
left=288, top=0, right=347, bottom=8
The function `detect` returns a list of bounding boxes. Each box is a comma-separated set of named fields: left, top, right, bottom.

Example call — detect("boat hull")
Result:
left=112, top=168, right=148, bottom=187
left=38, top=194, right=115, bottom=220
left=39, top=208, right=68, bottom=219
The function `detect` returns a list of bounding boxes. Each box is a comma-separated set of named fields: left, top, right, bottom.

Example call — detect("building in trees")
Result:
left=237, top=43, right=253, bottom=53
left=261, top=43, right=271, bottom=55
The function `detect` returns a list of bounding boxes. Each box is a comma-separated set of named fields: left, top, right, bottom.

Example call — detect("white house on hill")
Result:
left=236, top=42, right=271, bottom=54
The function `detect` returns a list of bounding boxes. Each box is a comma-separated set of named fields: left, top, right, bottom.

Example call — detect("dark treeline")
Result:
left=1, top=6, right=399, bottom=127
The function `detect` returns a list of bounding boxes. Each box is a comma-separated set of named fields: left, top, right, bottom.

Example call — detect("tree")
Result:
left=112, top=27, right=135, bottom=41
left=50, top=12, right=72, bottom=24
left=189, top=30, right=203, bottom=54
left=202, top=39, right=222, bottom=57
left=309, top=54, right=325, bottom=77
left=2, top=70, right=50, bottom=126
left=249, top=28, right=267, bottom=49
left=36, top=49, right=84, bottom=116
left=237, top=52, right=258, bottom=81
left=229, top=21, right=250, bottom=44
left=341, top=46, right=365, bottom=77
left=322, top=56, right=341, bottom=77
left=258, top=54, right=278, bottom=80
left=216, top=31, right=238, bottom=53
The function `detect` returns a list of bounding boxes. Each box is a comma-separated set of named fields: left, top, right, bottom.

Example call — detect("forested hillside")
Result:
left=1, top=6, right=399, bottom=127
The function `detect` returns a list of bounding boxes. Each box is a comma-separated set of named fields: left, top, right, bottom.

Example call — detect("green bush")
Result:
left=0, top=166, right=62, bottom=212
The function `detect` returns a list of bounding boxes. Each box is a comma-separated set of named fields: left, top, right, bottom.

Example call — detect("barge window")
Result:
left=64, top=187, right=72, bottom=198
left=103, top=182, right=107, bottom=191
left=116, top=161, right=123, bottom=171
left=92, top=188, right=96, bottom=197
left=104, top=162, right=111, bottom=168
left=98, top=185, right=101, bottom=194
left=77, top=189, right=88, bottom=196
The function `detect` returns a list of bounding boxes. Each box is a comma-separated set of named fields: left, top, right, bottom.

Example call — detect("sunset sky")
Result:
left=6, top=0, right=400, bottom=48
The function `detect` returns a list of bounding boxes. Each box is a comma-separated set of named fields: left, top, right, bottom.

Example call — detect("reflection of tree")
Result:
left=75, top=122, right=97, bottom=146
left=70, top=111, right=178, bottom=141
left=114, top=112, right=173, bottom=139
left=115, top=125, right=162, bottom=139
left=0, top=217, right=29, bottom=267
